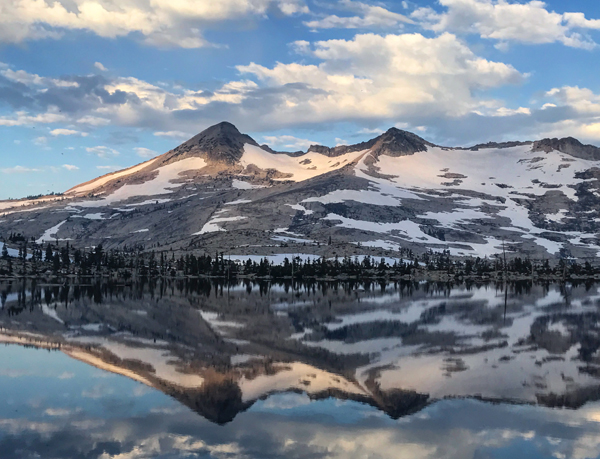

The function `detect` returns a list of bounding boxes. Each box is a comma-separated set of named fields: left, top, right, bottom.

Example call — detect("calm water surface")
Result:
left=0, top=280, right=599, bottom=458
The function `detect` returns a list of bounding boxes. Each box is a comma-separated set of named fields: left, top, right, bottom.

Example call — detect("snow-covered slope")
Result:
left=2, top=122, right=600, bottom=260
left=291, top=143, right=600, bottom=257
left=240, top=144, right=368, bottom=182
left=75, top=157, right=207, bottom=207
left=67, top=157, right=159, bottom=195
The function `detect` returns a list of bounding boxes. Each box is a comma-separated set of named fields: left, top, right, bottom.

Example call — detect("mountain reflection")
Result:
left=0, top=279, right=599, bottom=426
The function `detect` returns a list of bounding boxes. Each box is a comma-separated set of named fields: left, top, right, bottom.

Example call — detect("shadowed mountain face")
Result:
left=307, top=127, right=434, bottom=157
left=533, top=137, right=600, bottom=161
left=167, top=121, right=261, bottom=164
left=1, top=279, right=600, bottom=425
left=1, top=122, right=600, bottom=261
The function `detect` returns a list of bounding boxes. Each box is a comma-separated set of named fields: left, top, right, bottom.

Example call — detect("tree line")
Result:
left=0, top=240, right=598, bottom=280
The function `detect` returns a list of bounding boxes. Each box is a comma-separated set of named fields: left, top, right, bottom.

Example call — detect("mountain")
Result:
left=167, top=121, right=260, bottom=164
left=1, top=121, right=600, bottom=260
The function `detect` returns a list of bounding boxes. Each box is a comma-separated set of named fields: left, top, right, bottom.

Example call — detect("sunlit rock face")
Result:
left=1, top=279, right=600, bottom=424
left=1, top=122, right=600, bottom=260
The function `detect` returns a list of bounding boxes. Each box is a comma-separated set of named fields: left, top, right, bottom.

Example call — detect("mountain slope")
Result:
left=1, top=122, right=600, bottom=260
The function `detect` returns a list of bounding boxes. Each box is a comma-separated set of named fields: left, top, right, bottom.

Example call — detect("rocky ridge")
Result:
left=1, top=122, right=600, bottom=261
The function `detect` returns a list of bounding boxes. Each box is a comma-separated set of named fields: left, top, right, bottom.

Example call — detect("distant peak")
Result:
left=532, top=137, right=600, bottom=161
left=306, top=126, right=435, bottom=158
left=369, top=127, right=435, bottom=157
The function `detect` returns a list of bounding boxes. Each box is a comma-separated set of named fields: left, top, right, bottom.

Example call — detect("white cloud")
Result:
left=357, top=127, right=384, bottom=135
left=154, top=131, right=190, bottom=139
left=6, top=31, right=598, bottom=145
left=534, top=85, right=600, bottom=140
left=545, top=86, right=600, bottom=115
left=62, top=164, right=79, bottom=171
left=1, top=166, right=42, bottom=174
left=77, top=116, right=111, bottom=126
left=0, top=0, right=309, bottom=48
left=0, top=32, right=524, bottom=139
left=304, top=0, right=414, bottom=29
left=412, top=0, right=600, bottom=49
left=135, top=147, right=158, bottom=158
left=94, top=62, right=108, bottom=71
left=263, top=134, right=317, bottom=150
left=50, top=128, right=88, bottom=136
left=33, top=136, right=48, bottom=146
left=86, top=146, right=120, bottom=158
left=493, top=107, right=531, bottom=117
left=1, top=66, right=79, bottom=87
left=44, top=408, right=76, bottom=417
left=237, top=32, right=523, bottom=126
left=0, top=110, right=68, bottom=127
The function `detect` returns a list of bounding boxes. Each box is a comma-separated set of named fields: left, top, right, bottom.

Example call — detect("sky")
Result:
left=1, top=0, right=600, bottom=199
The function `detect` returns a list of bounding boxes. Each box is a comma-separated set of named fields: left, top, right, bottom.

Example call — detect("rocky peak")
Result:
left=169, top=121, right=260, bottom=164
left=532, top=137, right=600, bottom=161
left=464, top=140, right=532, bottom=151
left=307, top=127, right=435, bottom=158
left=370, top=127, right=434, bottom=157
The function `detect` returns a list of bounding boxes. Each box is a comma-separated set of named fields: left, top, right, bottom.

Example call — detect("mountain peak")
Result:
left=169, top=121, right=259, bottom=164
left=532, top=137, right=600, bottom=161
left=367, top=127, right=435, bottom=157
left=307, top=126, right=435, bottom=158
left=202, top=121, right=242, bottom=136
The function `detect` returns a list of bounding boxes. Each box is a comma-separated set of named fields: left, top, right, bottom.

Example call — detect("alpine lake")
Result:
left=0, top=278, right=599, bottom=459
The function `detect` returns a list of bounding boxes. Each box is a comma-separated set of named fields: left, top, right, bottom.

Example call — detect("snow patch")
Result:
left=232, top=179, right=265, bottom=190
left=193, top=216, right=246, bottom=235
left=225, top=199, right=252, bottom=206
left=74, top=157, right=207, bottom=207
left=37, top=221, right=70, bottom=244
left=241, top=144, right=367, bottom=182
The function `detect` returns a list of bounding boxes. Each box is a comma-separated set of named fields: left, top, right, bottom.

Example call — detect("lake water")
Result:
left=0, top=279, right=599, bottom=458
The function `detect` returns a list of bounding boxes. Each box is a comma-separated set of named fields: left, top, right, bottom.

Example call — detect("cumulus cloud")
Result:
left=263, top=135, right=317, bottom=150
left=154, top=131, right=191, bottom=139
left=357, top=127, right=384, bottom=135
left=412, top=0, right=600, bottom=50
left=62, top=164, right=79, bottom=171
left=50, top=128, right=88, bottom=136
left=77, top=116, right=110, bottom=126
left=44, top=408, right=78, bottom=417
left=0, top=0, right=309, bottom=48
left=0, top=33, right=529, bottom=143
left=1, top=32, right=598, bottom=146
left=94, top=62, right=108, bottom=71
left=304, top=0, right=414, bottom=30
left=0, top=111, right=68, bottom=127
left=529, top=85, right=600, bottom=140
left=1, top=166, right=42, bottom=174
left=86, top=146, right=119, bottom=158
left=135, top=147, right=159, bottom=158
left=236, top=32, right=523, bottom=126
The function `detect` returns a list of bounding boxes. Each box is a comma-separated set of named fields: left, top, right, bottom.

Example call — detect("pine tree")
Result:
left=45, top=244, right=53, bottom=262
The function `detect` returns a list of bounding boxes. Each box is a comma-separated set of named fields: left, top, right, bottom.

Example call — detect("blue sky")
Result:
left=2, top=0, right=600, bottom=198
